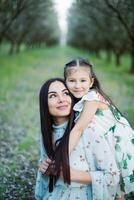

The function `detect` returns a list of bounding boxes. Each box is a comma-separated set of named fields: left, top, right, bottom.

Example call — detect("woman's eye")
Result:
left=49, top=94, right=56, bottom=98
left=64, top=92, right=70, bottom=96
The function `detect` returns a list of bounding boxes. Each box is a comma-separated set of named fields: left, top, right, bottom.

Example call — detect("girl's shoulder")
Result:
left=73, top=89, right=106, bottom=112
left=83, top=89, right=107, bottom=103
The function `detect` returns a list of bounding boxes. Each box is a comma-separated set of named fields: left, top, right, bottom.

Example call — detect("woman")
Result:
left=35, top=78, right=120, bottom=200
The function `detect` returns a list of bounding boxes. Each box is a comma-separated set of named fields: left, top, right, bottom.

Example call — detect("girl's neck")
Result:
left=73, top=96, right=82, bottom=103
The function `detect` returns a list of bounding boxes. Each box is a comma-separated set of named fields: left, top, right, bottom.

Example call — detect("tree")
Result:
left=104, top=0, right=134, bottom=72
left=0, top=0, right=60, bottom=54
left=67, top=0, right=134, bottom=73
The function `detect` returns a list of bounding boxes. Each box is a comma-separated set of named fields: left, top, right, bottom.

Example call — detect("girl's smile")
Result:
left=66, top=67, right=94, bottom=98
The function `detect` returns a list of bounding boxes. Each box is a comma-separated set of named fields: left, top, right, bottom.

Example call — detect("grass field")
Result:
left=0, top=45, right=134, bottom=199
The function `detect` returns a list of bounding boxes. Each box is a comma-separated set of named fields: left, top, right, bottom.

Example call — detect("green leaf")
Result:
left=109, top=125, right=116, bottom=133
left=115, top=136, right=121, bottom=143
left=122, top=159, right=128, bottom=169
left=109, top=105, right=121, bottom=120
left=95, top=109, right=104, bottom=116
left=115, top=143, right=121, bottom=152
left=127, top=153, right=132, bottom=160
left=130, top=172, right=134, bottom=183
left=131, top=138, right=134, bottom=145
left=120, top=176, right=125, bottom=192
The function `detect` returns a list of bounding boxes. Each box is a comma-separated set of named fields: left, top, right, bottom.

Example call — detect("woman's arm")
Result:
left=69, top=101, right=99, bottom=154
left=35, top=137, right=49, bottom=200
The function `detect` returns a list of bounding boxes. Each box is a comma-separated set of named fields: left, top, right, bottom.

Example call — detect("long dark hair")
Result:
left=64, top=58, right=125, bottom=120
left=39, top=78, right=75, bottom=191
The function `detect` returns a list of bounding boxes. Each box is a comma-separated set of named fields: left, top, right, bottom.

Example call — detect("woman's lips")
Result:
left=56, top=105, right=69, bottom=110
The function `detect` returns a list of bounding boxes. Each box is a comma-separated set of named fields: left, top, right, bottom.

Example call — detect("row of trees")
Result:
left=0, top=0, right=60, bottom=54
left=67, top=0, right=134, bottom=73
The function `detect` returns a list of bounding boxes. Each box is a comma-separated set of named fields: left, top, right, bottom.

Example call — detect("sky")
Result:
left=53, top=0, right=74, bottom=44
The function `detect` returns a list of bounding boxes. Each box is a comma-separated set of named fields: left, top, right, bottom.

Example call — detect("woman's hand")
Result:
left=115, top=197, right=124, bottom=200
left=39, top=158, right=52, bottom=174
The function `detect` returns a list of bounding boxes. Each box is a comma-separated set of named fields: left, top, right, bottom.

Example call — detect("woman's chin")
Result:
left=55, top=110, right=70, bottom=117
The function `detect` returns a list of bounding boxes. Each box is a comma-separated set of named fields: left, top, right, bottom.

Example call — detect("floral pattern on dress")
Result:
left=73, top=89, right=134, bottom=195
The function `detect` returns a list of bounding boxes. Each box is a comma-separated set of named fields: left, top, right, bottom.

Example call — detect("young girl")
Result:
left=64, top=58, right=134, bottom=199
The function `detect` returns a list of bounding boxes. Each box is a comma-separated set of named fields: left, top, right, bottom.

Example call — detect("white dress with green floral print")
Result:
left=73, top=89, right=134, bottom=195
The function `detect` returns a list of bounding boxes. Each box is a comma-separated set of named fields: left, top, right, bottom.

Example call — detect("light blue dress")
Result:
left=35, top=122, right=119, bottom=200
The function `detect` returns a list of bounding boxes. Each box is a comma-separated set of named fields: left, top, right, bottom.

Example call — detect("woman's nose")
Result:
left=57, top=95, right=64, bottom=103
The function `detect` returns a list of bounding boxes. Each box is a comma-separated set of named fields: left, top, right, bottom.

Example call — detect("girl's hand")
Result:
left=39, top=158, right=52, bottom=174
left=69, top=167, right=91, bottom=184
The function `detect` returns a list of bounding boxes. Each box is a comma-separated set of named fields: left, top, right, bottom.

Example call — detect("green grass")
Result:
left=0, top=45, right=134, bottom=198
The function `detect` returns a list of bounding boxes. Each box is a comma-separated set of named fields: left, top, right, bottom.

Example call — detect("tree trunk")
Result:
left=115, top=51, right=121, bottom=66
left=106, top=50, right=112, bottom=62
left=130, top=46, right=134, bottom=74
left=0, top=38, right=2, bottom=50
left=15, top=43, right=21, bottom=53
left=9, top=43, right=15, bottom=55
left=95, top=50, right=101, bottom=59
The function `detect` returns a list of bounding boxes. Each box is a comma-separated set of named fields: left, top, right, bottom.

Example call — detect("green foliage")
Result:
left=0, top=0, right=60, bottom=54
left=18, top=136, right=35, bottom=151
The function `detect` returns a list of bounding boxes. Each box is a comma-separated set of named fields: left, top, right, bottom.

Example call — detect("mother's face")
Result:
left=48, top=81, right=72, bottom=119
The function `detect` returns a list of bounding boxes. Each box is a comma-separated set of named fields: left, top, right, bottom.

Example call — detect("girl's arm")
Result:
left=70, top=168, right=91, bottom=184
left=85, top=130, right=120, bottom=200
left=39, top=160, right=91, bottom=184
left=70, top=168, right=124, bottom=200
left=69, top=100, right=99, bottom=154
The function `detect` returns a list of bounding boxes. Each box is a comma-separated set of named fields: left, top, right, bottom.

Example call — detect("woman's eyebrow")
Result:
left=48, top=91, right=57, bottom=94
left=48, top=89, right=68, bottom=94
left=62, top=89, right=68, bottom=92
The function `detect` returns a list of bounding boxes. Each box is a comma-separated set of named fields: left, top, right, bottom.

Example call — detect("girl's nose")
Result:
left=74, top=82, right=80, bottom=88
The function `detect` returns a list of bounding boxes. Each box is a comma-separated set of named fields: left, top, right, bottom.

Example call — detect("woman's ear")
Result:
left=90, top=77, right=94, bottom=88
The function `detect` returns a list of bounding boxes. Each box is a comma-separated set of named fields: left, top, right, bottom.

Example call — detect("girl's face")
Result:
left=66, top=67, right=94, bottom=98
left=48, top=81, right=72, bottom=124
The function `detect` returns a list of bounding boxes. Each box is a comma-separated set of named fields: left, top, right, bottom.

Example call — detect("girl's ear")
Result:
left=90, top=77, right=94, bottom=88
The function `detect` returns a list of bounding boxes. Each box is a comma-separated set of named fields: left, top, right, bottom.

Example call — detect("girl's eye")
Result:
left=68, top=79, right=75, bottom=82
left=81, top=79, right=86, bottom=82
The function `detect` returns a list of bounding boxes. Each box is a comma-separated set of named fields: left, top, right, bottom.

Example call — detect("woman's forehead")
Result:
left=48, top=81, right=67, bottom=92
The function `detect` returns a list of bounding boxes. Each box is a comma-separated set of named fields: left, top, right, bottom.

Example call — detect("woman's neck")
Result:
left=53, top=117, right=69, bottom=126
